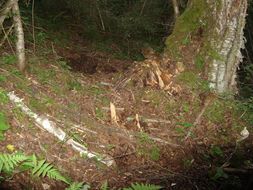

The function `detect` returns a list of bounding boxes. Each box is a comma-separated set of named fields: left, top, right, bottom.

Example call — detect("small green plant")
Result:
left=136, top=132, right=160, bottom=161
left=194, top=55, right=205, bottom=70
left=182, top=35, right=191, bottom=45
left=1, top=54, right=17, bottom=65
left=210, top=145, right=223, bottom=157
left=10, top=69, right=23, bottom=78
left=0, top=152, right=88, bottom=189
left=100, top=181, right=109, bottom=190
left=183, top=158, right=194, bottom=168
left=0, top=89, right=8, bottom=104
left=237, top=97, right=253, bottom=125
left=150, top=146, right=160, bottom=161
left=68, top=80, right=82, bottom=91
left=0, top=112, right=10, bottom=141
left=36, top=31, right=48, bottom=44
left=211, top=167, right=228, bottom=180
left=177, top=71, right=209, bottom=92
left=0, top=153, right=27, bottom=172
left=58, top=60, right=72, bottom=70
left=88, top=85, right=105, bottom=96
left=95, top=107, right=105, bottom=119
left=205, top=100, right=226, bottom=123
left=123, top=183, right=161, bottom=190
left=31, top=158, right=69, bottom=183
left=175, top=122, right=194, bottom=136
left=0, top=75, right=7, bottom=82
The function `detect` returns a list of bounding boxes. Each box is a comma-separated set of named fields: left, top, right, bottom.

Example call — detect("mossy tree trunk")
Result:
left=165, top=0, right=247, bottom=93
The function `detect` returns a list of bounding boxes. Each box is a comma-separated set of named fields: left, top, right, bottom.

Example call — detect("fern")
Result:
left=30, top=158, right=69, bottom=184
left=0, top=153, right=28, bottom=172
left=123, top=183, right=161, bottom=190
left=66, top=182, right=90, bottom=190
left=0, top=152, right=89, bottom=189
left=101, top=181, right=109, bottom=190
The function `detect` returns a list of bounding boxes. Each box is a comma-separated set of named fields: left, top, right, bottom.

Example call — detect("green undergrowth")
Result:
left=23, top=0, right=171, bottom=61
left=176, top=71, right=210, bottom=92
left=165, top=0, right=208, bottom=58
left=0, top=152, right=88, bottom=190
left=136, top=132, right=160, bottom=161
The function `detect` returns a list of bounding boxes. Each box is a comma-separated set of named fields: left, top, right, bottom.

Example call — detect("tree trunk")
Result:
left=165, top=0, right=247, bottom=93
left=171, top=0, right=179, bottom=18
left=12, top=0, right=26, bottom=72
left=0, top=0, right=16, bottom=27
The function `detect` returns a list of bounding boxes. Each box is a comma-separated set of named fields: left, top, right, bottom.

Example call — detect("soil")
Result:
left=0, top=31, right=252, bottom=190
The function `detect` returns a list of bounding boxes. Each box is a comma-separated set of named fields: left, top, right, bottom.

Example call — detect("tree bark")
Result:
left=165, top=0, right=248, bottom=93
left=0, top=0, right=16, bottom=27
left=171, top=0, right=179, bottom=18
left=12, top=0, right=26, bottom=72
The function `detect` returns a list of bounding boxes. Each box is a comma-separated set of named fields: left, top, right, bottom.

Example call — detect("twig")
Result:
left=127, top=116, right=171, bottom=124
left=32, top=0, right=35, bottom=53
left=185, top=97, right=212, bottom=140
left=113, top=151, right=136, bottom=159
left=0, top=24, right=14, bottom=47
left=140, top=0, right=147, bottom=16
left=96, top=1, right=105, bottom=31
left=1, top=24, right=15, bottom=54
left=102, top=107, right=124, bottom=111
left=223, top=167, right=253, bottom=174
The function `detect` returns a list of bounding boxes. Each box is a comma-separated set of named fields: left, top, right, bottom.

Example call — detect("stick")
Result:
left=1, top=24, right=15, bottom=54
left=32, top=0, right=35, bottom=53
left=0, top=24, right=14, bottom=47
left=127, top=116, right=171, bottom=124
left=184, top=97, right=212, bottom=140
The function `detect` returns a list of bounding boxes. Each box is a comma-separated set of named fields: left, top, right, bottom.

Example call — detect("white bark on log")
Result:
left=7, top=91, right=115, bottom=167
left=208, top=0, right=247, bottom=93
left=12, top=0, right=26, bottom=72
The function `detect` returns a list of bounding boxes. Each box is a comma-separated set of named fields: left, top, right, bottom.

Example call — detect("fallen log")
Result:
left=7, top=91, right=115, bottom=167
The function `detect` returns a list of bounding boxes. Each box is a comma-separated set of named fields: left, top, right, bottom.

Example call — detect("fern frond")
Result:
left=123, top=183, right=161, bottom=190
left=66, top=182, right=90, bottom=190
left=31, top=159, right=69, bottom=184
left=32, top=159, right=46, bottom=175
left=46, top=168, right=69, bottom=184
left=0, top=153, right=28, bottom=172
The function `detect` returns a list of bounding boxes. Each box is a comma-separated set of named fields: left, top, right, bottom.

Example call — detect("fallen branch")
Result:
left=127, top=116, right=171, bottom=124
left=7, top=91, right=115, bottom=167
left=223, top=167, right=253, bottom=174
left=102, top=107, right=124, bottom=111
left=184, top=95, right=213, bottom=140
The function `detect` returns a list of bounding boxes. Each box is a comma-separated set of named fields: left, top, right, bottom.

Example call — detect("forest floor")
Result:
left=0, top=29, right=252, bottom=190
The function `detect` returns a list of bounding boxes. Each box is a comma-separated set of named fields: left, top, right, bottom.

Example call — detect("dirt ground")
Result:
left=0, top=32, right=252, bottom=190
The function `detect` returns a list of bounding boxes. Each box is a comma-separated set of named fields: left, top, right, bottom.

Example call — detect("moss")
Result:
left=177, top=71, right=209, bottom=92
left=165, top=0, right=208, bottom=57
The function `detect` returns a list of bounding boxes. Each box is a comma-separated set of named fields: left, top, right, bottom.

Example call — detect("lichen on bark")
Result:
left=164, top=0, right=247, bottom=94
